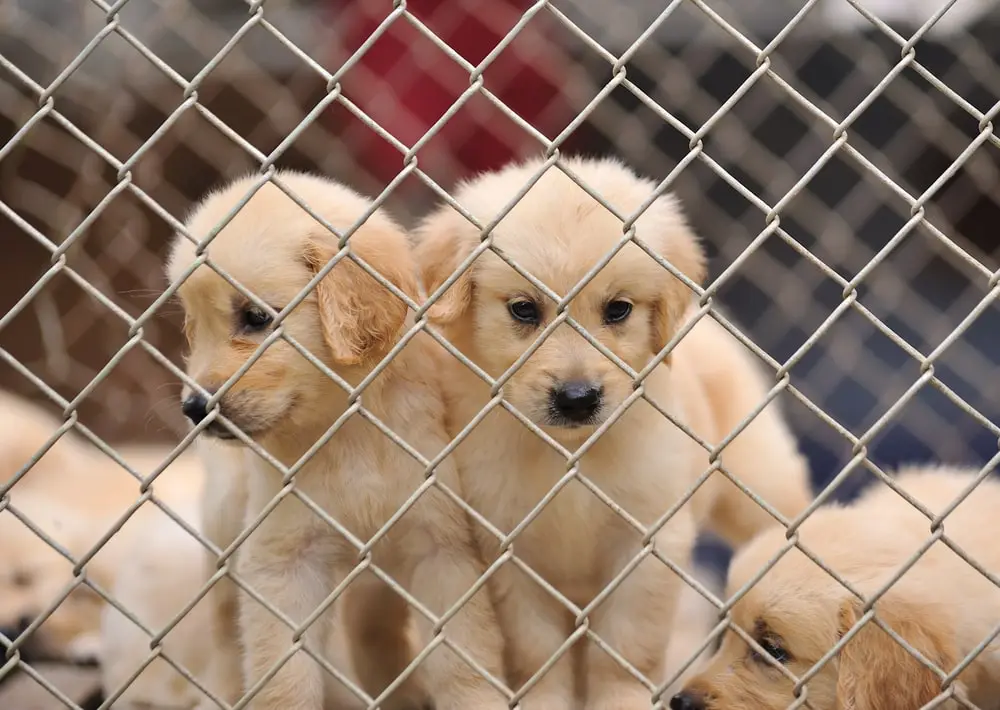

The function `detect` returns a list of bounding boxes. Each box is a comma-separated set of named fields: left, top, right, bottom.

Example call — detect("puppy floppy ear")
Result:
left=305, top=220, right=419, bottom=366
left=647, top=200, right=707, bottom=355
left=413, top=207, right=476, bottom=324
left=836, top=595, right=956, bottom=710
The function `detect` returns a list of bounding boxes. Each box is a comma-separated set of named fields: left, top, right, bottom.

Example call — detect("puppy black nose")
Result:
left=669, top=692, right=706, bottom=710
left=1, top=615, right=32, bottom=641
left=551, top=381, right=602, bottom=422
left=181, top=394, right=209, bottom=424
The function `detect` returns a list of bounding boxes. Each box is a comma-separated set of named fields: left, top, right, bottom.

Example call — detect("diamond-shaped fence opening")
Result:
left=1, top=0, right=999, bottom=708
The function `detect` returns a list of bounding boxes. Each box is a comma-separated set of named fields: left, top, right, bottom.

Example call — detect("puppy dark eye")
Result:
left=508, top=299, right=540, bottom=325
left=241, top=306, right=272, bottom=332
left=755, top=637, right=790, bottom=664
left=604, top=300, right=633, bottom=324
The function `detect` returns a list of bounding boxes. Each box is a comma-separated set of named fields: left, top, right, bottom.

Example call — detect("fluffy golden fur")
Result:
left=194, top=439, right=420, bottom=710
left=188, top=439, right=251, bottom=708
left=662, top=566, right=726, bottom=697
left=676, top=464, right=1000, bottom=709
left=0, top=390, right=203, bottom=668
left=168, top=172, right=507, bottom=710
left=413, top=156, right=811, bottom=708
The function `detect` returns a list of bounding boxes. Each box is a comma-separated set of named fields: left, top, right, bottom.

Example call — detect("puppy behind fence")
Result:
left=0, top=3, right=998, bottom=709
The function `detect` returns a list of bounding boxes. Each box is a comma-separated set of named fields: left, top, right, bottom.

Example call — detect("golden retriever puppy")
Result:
left=413, top=155, right=811, bottom=708
left=0, top=390, right=101, bottom=661
left=167, top=172, right=507, bottom=710
left=674, top=464, right=1000, bottom=710
left=0, top=391, right=204, bottom=664
left=1, top=489, right=109, bottom=662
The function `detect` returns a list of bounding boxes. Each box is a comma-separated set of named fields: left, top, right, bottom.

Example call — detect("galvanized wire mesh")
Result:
left=1, top=0, right=999, bottom=708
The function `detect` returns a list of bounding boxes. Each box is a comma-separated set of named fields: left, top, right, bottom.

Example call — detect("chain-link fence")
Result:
left=1, top=0, right=999, bottom=708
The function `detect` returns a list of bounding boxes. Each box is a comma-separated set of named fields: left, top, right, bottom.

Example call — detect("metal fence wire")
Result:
left=1, top=0, right=999, bottom=708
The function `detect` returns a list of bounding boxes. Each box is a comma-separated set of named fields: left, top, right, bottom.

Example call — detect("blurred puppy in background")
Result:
left=414, top=155, right=811, bottom=709
left=169, top=172, right=507, bottom=710
left=0, top=390, right=204, bottom=671
left=0, top=389, right=107, bottom=663
left=674, top=464, right=1000, bottom=710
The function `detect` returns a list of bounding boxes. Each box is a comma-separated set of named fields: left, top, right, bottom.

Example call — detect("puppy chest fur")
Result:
left=454, top=393, right=701, bottom=600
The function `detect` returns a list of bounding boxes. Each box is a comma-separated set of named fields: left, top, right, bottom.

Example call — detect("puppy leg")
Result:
left=196, top=446, right=248, bottom=708
left=407, top=542, right=508, bottom=710
left=584, top=539, right=686, bottom=710
left=659, top=565, right=721, bottom=696
left=196, top=573, right=244, bottom=709
left=237, top=513, right=335, bottom=710
left=492, top=567, right=577, bottom=710
left=343, top=576, right=432, bottom=710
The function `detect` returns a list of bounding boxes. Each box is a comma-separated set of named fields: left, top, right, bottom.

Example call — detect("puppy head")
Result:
left=0, top=501, right=106, bottom=663
left=415, top=156, right=705, bottom=441
left=675, top=528, right=958, bottom=710
left=676, top=533, right=843, bottom=710
left=167, top=172, right=417, bottom=442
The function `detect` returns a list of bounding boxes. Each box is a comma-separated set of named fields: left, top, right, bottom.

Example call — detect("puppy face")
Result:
left=415, top=157, right=705, bottom=442
left=167, top=173, right=417, bottom=442
left=677, top=530, right=958, bottom=710
left=678, top=541, right=842, bottom=710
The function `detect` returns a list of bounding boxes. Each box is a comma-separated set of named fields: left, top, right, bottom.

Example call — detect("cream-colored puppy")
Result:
left=0, top=391, right=204, bottom=665
left=675, top=465, right=1000, bottom=710
left=413, top=156, right=811, bottom=708
left=0, top=391, right=108, bottom=661
left=168, top=172, right=507, bottom=710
